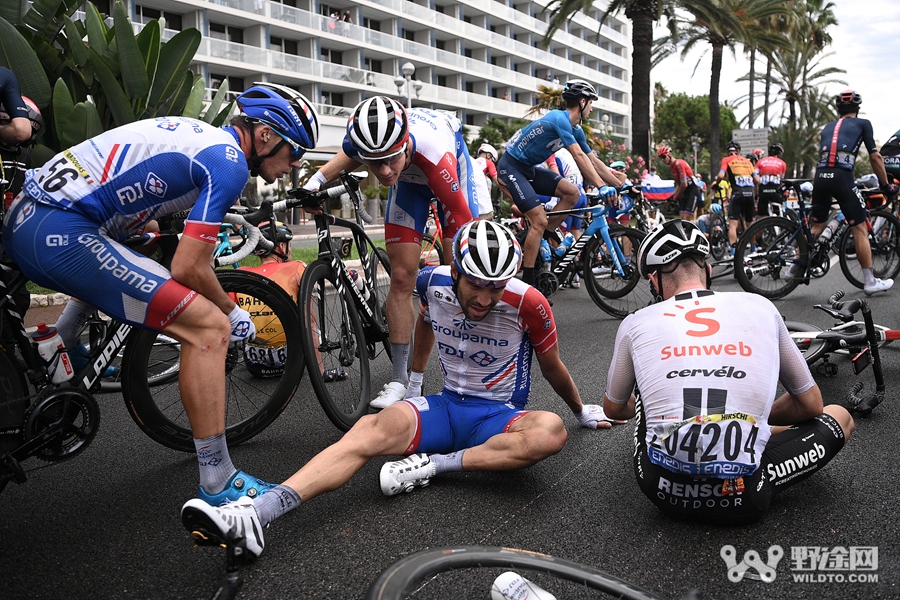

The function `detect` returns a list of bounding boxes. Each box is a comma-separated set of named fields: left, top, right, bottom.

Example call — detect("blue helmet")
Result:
left=237, top=83, right=320, bottom=150
left=610, top=160, right=627, bottom=171
left=709, top=203, right=723, bottom=214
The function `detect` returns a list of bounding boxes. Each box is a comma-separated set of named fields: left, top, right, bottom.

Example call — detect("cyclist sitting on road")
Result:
left=602, top=219, right=854, bottom=525
left=756, top=143, right=787, bottom=218
left=497, top=79, right=624, bottom=287
left=788, top=89, right=898, bottom=295
left=2, top=82, right=320, bottom=506
left=302, top=97, right=482, bottom=410
left=180, top=220, right=623, bottom=559
left=657, top=146, right=701, bottom=223
left=715, top=140, right=759, bottom=253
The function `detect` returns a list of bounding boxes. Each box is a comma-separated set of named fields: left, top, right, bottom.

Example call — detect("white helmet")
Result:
left=452, top=220, right=522, bottom=281
left=637, top=219, right=710, bottom=278
left=478, top=143, right=498, bottom=162
left=347, top=96, right=408, bottom=156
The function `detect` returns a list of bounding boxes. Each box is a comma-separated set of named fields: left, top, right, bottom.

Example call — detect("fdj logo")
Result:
left=721, top=545, right=784, bottom=582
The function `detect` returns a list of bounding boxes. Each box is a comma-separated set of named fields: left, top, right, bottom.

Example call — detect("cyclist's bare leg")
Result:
left=849, top=221, right=874, bottom=268
left=385, top=242, right=420, bottom=369
left=460, top=410, right=567, bottom=470
left=282, top=402, right=418, bottom=500
left=162, top=297, right=231, bottom=438
left=546, top=178, right=579, bottom=230
left=522, top=205, right=549, bottom=269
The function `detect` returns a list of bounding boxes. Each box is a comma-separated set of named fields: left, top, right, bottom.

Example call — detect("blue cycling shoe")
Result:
left=69, top=343, right=118, bottom=378
left=198, top=470, right=276, bottom=506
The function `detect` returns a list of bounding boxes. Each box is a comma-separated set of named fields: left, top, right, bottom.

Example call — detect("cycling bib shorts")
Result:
left=811, top=168, right=867, bottom=226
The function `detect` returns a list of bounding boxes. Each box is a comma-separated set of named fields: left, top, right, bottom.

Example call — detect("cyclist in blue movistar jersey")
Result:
left=180, top=220, right=623, bottom=560
left=795, top=89, right=898, bottom=295
left=2, top=83, right=320, bottom=506
left=497, top=79, right=624, bottom=285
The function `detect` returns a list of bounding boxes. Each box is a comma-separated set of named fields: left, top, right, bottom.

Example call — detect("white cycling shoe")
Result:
left=181, top=497, right=264, bottom=560
left=380, top=453, right=436, bottom=496
left=370, top=381, right=407, bottom=409
left=864, top=278, right=893, bottom=296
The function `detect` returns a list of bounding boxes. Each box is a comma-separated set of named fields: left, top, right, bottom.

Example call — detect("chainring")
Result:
left=809, top=244, right=831, bottom=278
left=534, top=271, right=560, bottom=298
left=24, top=387, right=100, bottom=462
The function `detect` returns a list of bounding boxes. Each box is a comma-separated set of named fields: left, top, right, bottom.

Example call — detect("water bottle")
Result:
left=348, top=269, right=370, bottom=301
left=818, top=214, right=841, bottom=242
left=554, top=233, right=575, bottom=257
left=491, top=571, right=557, bottom=600
left=31, top=322, right=74, bottom=384
left=539, top=239, right=552, bottom=265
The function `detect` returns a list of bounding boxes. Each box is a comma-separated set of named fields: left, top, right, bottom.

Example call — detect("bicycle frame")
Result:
left=547, top=197, right=634, bottom=279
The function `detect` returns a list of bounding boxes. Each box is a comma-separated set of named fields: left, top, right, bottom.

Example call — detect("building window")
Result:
left=465, top=81, right=474, bottom=93
left=271, top=36, right=298, bottom=55
left=320, top=47, right=343, bottom=64
left=364, top=57, right=383, bottom=73
left=436, top=39, right=446, bottom=51
left=363, top=17, right=380, bottom=30
left=209, top=23, right=243, bottom=44
left=322, top=91, right=344, bottom=106
left=435, top=4, right=445, bottom=13
left=210, top=74, right=244, bottom=94
left=437, top=75, right=448, bottom=87
left=136, top=4, right=182, bottom=30
left=464, top=48, right=472, bottom=58
left=403, top=29, right=416, bottom=41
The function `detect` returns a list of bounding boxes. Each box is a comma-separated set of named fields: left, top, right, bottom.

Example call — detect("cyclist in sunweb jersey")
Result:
left=2, top=83, right=320, bottom=506
left=497, top=79, right=624, bottom=286
left=657, top=145, right=701, bottom=222
left=790, top=89, right=899, bottom=295
left=756, top=143, right=787, bottom=217
left=715, top=140, right=759, bottom=253
left=181, top=220, right=622, bottom=560
left=303, top=97, right=481, bottom=410
left=603, top=220, right=854, bottom=525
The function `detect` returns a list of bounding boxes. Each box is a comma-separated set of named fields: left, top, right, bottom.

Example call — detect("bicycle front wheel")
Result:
left=707, top=213, right=730, bottom=261
left=583, top=227, right=650, bottom=318
left=121, top=270, right=304, bottom=452
left=734, top=216, right=806, bottom=299
left=300, top=259, right=370, bottom=432
left=839, top=209, right=900, bottom=288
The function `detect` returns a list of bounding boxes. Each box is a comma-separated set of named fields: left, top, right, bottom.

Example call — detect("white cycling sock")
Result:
left=391, top=342, right=410, bottom=386
left=194, top=432, right=236, bottom=494
left=54, top=299, right=92, bottom=349
left=253, top=484, right=301, bottom=527
left=863, top=267, right=875, bottom=287
left=430, top=450, right=465, bottom=475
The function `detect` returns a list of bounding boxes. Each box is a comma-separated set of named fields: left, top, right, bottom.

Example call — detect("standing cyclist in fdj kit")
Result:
left=715, top=140, right=759, bottom=253
left=789, top=89, right=898, bottom=295
left=2, top=82, right=320, bottom=505
left=303, top=97, right=482, bottom=410
left=657, top=146, right=702, bottom=223
left=603, top=220, right=854, bottom=524
left=180, top=220, right=622, bottom=560
left=497, top=79, right=624, bottom=286
left=756, top=142, right=787, bottom=218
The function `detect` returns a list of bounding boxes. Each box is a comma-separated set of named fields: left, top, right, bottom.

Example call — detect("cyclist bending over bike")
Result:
left=788, top=89, right=898, bottom=295
left=180, top=221, right=623, bottom=559
left=657, top=146, right=701, bottom=222
left=2, top=82, right=320, bottom=506
left=715, top=140, right=759, bottom=254
left=302, top=97, right=483, bottom=410
left=497, top=79, right=624, bottom=286
left=603, top=220, right=854, bottom=524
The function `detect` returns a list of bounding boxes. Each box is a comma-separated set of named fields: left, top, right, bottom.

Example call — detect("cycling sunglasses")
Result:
left=359, top=143, right=408, bottom=167
left=466, top=275, right=511, bottom=289
left=274, top=131, right=305, bottom=160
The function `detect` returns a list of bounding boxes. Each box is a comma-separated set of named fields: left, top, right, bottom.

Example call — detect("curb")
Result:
left=30, top=293, right=71, bottom=308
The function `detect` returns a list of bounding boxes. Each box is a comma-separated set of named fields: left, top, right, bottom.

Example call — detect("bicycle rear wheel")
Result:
left=583, top=227, right=650, bottom=318
left=418, top=234, right=444, bottom=269
left=300, top=259, right=370, bottom=432
left=365, top=545, right=669, bottom=600
left=734, top=216, right=806, bottom=299
left=707, top=213, right=730, bottom=261
left=784, top=321, right=829, bottom=365
left=121, top=270, right=304, bottom=452
left=839, top=209, right=900, bottom=288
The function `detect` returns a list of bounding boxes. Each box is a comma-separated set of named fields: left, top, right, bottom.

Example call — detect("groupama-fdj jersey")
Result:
left=3, top=117, right=249, bottom=330
left=342, top=107, right=479, bottom=245
left=605, top=289, right=844, bottom=524
left=812, top=117, right=879, bottom=225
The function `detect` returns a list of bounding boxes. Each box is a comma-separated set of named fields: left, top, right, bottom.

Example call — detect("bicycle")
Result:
left=0, top=217, right=303, bottom=493
left=365, top=545, right=701, bottom=600
left=735, top=179, right=900, bottom=299
left=785, top=291, right=891, bottom=416
left=419, top=200, right=445, bottom=269
left=293, top=171, right=393, bottom=431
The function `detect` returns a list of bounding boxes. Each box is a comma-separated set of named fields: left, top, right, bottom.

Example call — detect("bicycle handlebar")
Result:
left=215, top=214, right=263, bottom=266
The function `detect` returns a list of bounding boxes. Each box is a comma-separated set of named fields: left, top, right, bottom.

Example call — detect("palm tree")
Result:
left=766, top=46, right=844, bottom=127
left=525, top=85, right=564, bottom=117
left=656, top=0, right=790, bottom=178
left=544, top=0, right=664, bottom=163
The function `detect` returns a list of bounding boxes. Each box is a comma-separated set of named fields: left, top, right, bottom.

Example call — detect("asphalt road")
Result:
left=3, top=264, right=899, bottom=600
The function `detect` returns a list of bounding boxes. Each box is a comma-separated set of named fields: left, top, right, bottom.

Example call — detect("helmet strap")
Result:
left=247, top=122, right=288, bottom=177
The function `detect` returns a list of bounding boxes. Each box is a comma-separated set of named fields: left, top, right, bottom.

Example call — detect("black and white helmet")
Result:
left=347, top=96, right=409, bottom=156
left=561, top=79, right=599, bottom=102
left=452, top=220, right=522, bottom=281
left=637, top=220, right=710, bottom=278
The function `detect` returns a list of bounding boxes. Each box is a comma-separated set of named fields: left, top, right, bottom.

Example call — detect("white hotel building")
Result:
left=92, top=0, right=632, bottom=158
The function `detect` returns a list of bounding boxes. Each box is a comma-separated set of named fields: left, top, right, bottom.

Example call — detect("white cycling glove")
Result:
left=227, top=305, right=256, bottom=347
left=302, top=170, right=328, bottom=192
left=576, top=404, right=617, bottom=429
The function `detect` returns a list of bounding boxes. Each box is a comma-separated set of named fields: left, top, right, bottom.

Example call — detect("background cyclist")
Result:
left=475, top=143, right=500, bottom=219
left=2, top=83, right=319, bottom=507
left=657, top=145, right=701, bottom=222
left=497, top=79, right=624, bottom=286
left=303, top=97, right=481, bottom=410
left=795, top=89, right=898, bottom=295
left=715, top=140, right=759, bottom=253
left=0, top=67, right=34, bottom=147
left=180, top=220, right=622, bottom=559
left=882, top=128, right=900, bottom=183
left=756, top=142, right=787, bottom=218
left=603, top=220, right=854, bottom=524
